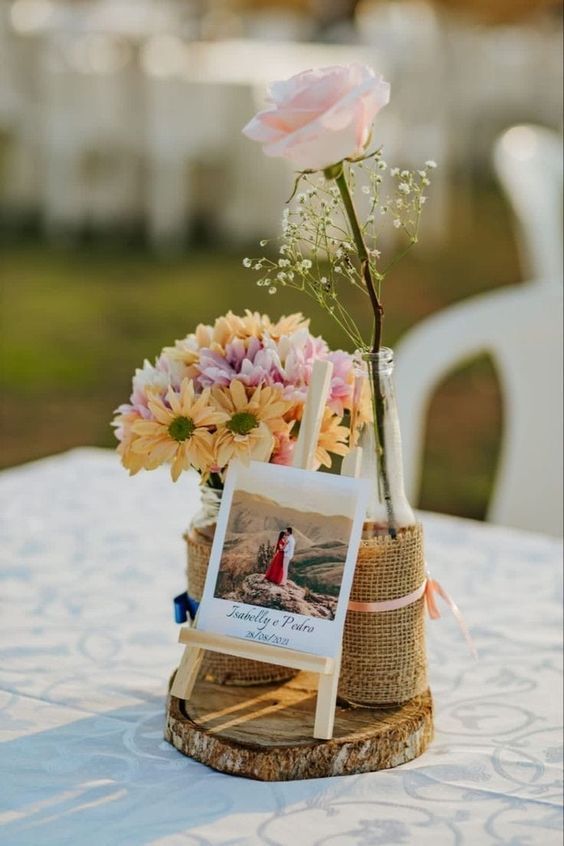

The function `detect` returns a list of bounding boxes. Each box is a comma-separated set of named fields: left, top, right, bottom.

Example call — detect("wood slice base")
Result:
left=165, top=670, right=434, bottom=781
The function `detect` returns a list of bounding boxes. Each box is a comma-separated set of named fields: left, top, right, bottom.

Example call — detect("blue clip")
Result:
left=173, top=592, right=200, bottom=623
left=173, top=592, right=188, bottom=624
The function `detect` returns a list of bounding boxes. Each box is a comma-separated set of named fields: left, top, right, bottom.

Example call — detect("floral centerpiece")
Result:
left=114, top=62, right=439, bottom=701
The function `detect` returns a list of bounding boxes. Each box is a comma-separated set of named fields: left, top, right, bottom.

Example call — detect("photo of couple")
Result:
left=264, top=527, right=296, bottom=586
left=211, top=465, right=363, bottom=621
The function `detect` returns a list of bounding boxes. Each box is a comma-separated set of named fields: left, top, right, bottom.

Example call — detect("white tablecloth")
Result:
left=1, top=448, right=562, bottom=846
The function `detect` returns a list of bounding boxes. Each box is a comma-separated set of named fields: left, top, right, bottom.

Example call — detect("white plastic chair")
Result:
left=394, top=280, right=564, bottom=537
left=494, top=125, right=563, bottom=285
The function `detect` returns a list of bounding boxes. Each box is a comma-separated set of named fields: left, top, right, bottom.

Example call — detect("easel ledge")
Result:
left=178, top=628, right=335, bottom=675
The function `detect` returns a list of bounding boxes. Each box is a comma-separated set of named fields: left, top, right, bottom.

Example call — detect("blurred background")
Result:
left=0, top=0, right=562, bottom=524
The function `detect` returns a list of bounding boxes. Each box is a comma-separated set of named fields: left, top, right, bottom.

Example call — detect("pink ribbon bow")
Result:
left=424, top=566, right=478, bottom=660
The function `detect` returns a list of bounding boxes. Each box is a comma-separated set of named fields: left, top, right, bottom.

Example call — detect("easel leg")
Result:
left=313, top=650, right=342, bottom=740
left=171, top=646, right=204, bottom=700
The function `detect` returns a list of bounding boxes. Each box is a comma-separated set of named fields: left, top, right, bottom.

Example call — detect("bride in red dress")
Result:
left=264, top=531, right=287, bottom=585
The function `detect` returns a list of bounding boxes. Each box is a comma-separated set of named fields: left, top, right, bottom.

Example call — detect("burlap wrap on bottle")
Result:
left=185, top=531, right=297, bottom=686
left=338, top=523, right=428, bottom=706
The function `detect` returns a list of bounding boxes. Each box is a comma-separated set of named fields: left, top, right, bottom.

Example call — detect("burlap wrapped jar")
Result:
left=338, top=524, right=428, bottom=706
left=185, top=527, right=297, bottom=686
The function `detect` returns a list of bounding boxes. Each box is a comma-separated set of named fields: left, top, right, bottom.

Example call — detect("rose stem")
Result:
left=331, top=164, right=397, bottom=538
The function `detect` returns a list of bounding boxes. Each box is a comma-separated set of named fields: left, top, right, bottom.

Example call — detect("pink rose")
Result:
left=242, top=64, right=390, bottom=172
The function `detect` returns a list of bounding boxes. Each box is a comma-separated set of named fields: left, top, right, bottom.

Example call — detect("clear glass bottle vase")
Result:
left=189, top=483, right=223, bottom=544
left=353, top=348, right=415, bottom=537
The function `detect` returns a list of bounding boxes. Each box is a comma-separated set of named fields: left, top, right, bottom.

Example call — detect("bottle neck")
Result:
left=359, top=346, right=395, bottom=377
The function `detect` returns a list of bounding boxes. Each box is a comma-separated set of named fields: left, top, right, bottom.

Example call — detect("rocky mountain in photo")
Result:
left=216, top=489, right=351, bottom=601
left=223, top=574, right=338, bottom=620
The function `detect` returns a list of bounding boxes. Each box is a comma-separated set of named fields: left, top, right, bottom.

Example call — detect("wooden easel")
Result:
left=171, top=359, right=361, bottom=740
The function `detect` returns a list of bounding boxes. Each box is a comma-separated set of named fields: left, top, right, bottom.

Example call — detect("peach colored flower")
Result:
left=243, top=64, right=390, bottom=172
left=162, top=323, right=214, bottom=367
left=212, top=310, right=310, bottom=347
left=212, top=381, right=292, bottom=468
left=130, top=380, right=227, bottom=481
left=114, top=410, right=147, bottom=476
left=315, top=409, right=350, bottom=469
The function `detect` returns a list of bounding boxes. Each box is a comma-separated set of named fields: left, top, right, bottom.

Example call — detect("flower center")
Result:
left=226, top=411, right=259, bottom=436
left=168, top=415, right=195, bottom=442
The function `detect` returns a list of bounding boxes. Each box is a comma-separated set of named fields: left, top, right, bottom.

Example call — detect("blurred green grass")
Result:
left=0, top=180, right=517, bottom=519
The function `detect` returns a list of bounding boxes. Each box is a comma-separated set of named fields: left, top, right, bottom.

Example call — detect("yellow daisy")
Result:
left=130, top=380, right=228, bottom=481
left=212, top=310, right=310, bottom=347
left=114, top=411, right=147, bottom=476
left=212, top=381, right=292, bottom=468
left=268, top=312, right=310, bottom=340
left=162, top=323, right=215, bottom=367
left=315, top=410, right=350, bottom=469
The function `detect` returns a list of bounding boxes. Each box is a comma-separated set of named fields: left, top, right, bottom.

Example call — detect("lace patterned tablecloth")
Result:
left=0, top=448, right=562, bottom=846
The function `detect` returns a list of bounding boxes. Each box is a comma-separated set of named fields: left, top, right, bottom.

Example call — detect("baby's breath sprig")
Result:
left=243, top=150, right=434, bottom=351
left=244, top=149, right=435, bottom=538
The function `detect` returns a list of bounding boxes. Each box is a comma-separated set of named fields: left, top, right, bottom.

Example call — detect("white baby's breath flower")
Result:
left=268, top=287, right=277, bottom=295
left=425, top=160, right=437, bottom=169
left=242, top=257, right=252, bottom=267
left=361, top=185, right=370, bottom=195
left=390, top=167, right=400, bottom=177
left=420, top=196, right=427, bottom=204
left=369, top=248, right=381, bottom=258
left=422, top=177, right=430, bottom=186
left=259, top=239, right=268, bottom=246
left=393, top=218, right=402, bottom=229
left=401, top=170, right=409, bottom=179
left=398, top=182, right=411, bottom=195
left=378, top=161, right=387, bottom=171
left=253, top=263, right=262, bottom=271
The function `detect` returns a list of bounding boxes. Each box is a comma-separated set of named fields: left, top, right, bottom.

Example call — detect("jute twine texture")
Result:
left=185, top=531, right=297, bottom=686
left=338, top=523, right=428, bottom=706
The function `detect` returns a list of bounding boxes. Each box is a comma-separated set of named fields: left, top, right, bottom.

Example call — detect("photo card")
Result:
left=197, top=460, right=369, bottom=658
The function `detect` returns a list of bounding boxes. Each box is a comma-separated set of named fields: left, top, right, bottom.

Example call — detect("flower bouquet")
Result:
left=113, top=310, right=362, bottom=483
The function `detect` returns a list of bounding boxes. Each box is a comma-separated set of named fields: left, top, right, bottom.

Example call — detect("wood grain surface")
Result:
left=165, top=670, right=433, bottom=781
